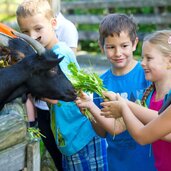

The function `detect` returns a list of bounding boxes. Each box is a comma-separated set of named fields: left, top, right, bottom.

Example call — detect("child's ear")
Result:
left=168, top=55, right=171, bottom=62
left=51, top=18, right=57, bottom=29
left=132, top=37, right=139, bottom=52
left=98, top=40, right=104, bottom=53
left=167, top=56, right=171, bottom=69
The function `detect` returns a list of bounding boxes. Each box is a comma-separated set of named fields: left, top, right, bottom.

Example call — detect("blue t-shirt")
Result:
left=51, top=42, right=96, bottom=156
left=94, top=62, right=156, bottom=171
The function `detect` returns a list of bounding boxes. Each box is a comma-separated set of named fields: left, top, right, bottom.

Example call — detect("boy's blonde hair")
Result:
left=47, top=0, right=61, bottom=15
left=16, top=0, right=54, bottom=20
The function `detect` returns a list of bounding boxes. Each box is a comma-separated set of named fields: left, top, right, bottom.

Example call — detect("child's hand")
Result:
left=102, top=91, right=118, bottom=101
left=100, top=93, right=125, bottom=118
left=75, top=91, right=95, bottom=121
left=75, top=91, right=93, bottom=110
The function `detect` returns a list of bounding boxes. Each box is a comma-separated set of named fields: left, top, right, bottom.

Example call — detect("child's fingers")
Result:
left=100, top=101, right=111, bottom=107
left=102, top=91, right=117, bottom=101
left=100, top=111, right=114, bottom=118
left=101, top=105, right=111, bottom=112
left=79, top=90, right=85, bottom=98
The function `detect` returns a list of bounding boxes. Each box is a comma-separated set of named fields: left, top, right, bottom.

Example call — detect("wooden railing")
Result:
left=61, top=0, right=171, bottom=41
left=1, top=0, right=171, bottom=41
left=0, top=99, right=40, bottom=171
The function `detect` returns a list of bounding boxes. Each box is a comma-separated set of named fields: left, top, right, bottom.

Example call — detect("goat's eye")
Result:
left=50, top=67, right=57, bottom=72
left=47, top=67, right=58, bottom=77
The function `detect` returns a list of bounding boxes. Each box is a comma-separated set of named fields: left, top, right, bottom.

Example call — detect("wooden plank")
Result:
left=0, top=141, right=27, bottom=171
left=65, top=13, right=171, bottom=25
left=27, top=141, right=40, bottom=171
left=0, top=113, right=27, bottom=151
left=78, top=31, right=146, bottom=41
left=61, top=0, right=171, bottom=11
left=79, top=31, right=99, bottom=41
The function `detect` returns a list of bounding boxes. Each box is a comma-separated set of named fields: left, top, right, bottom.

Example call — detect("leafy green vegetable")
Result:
left=28, top=127, right=46, bottom=141
left=68, top=62, right=107, bottom=121
left=68, top=62, right=106, bottom=98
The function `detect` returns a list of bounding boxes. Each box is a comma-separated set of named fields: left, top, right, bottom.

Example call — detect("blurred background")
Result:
left=1, top=0, right=171, bottom=62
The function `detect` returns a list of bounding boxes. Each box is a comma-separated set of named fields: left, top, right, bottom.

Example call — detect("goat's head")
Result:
left=0, top=23, right=76, bottom=104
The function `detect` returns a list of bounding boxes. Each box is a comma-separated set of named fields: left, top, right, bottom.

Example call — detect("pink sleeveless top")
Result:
left=149, top=91, right=171, bottom=171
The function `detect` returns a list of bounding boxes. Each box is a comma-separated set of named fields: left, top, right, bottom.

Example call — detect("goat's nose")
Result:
left=69, top=89, right=77, bottom=99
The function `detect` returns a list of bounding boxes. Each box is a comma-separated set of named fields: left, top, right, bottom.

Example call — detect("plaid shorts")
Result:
left=62, top=136, right=108, bottom=171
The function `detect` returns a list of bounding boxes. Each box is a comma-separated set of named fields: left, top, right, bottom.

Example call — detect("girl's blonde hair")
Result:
left=141, top=84, right=155, bottom=106
left=143, top=30, right=171, bottom=57
left=16, top=0, right=54, bottom=20
left=141, top=30, right=171, bottom=106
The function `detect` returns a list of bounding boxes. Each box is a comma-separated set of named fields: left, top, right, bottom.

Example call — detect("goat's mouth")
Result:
left=62, top=92, right=77, bottom=102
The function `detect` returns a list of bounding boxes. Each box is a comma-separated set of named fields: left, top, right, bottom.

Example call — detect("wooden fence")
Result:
left=1, top=0, right=171, bottom=41
left=61, top=0, right=171, bottom=41
left=0, top=99, right=40, bottom=171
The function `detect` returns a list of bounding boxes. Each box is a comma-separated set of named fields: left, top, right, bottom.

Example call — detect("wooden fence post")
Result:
left=27, top=141, right=41, bottom=171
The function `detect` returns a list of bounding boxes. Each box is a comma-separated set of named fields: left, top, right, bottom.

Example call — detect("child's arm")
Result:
left=122, top=102, right=171, bottom=144
left=101, top=93, right=171, bottom=144
left=26, top=94, right=36, bottom=126
left=41, top=98, right=58, bottom=104
left=101, top=91, right=158, bottom=123
left=161, top=133, right=171, bottom=142
left=76, top=92, right=126, bottom=137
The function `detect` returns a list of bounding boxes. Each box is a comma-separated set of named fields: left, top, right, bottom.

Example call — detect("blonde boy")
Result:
left=16, top=1, right=108, bottom=170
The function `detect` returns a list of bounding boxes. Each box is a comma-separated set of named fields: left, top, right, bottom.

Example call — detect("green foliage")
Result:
left=78, top=24, right=99, bottom=31
left=134, top=41, right=143, bottom=58
left=68, top=62, right=106, bottom=97
left=79, top=40, right=101, bottom=53
left=67, top=62, right=107, bottom=121
left=28, top=127, right=46, bottom=141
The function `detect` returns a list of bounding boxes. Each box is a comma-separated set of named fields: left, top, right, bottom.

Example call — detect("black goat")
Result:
left=0, top=30, right=76, bottom=109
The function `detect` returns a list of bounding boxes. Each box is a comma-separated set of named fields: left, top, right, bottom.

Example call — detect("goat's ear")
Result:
left=58, top=56, right=64, bottom=63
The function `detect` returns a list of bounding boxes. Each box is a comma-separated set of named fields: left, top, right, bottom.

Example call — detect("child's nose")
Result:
left=115, top=48, right=122, bottom=57
left=29, top=32, right=38, bottom=40
left=141, top=59, right=146, bottom=67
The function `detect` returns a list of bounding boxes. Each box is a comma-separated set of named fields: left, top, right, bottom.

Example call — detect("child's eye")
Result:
left=36, top=27, right=42, bottom=32
left=122, top=44, right=129, bottom=48
left=21, top=30, right=28, bottom=34
left=145, top=56, right=153, bottom=61
left=105, top=45, right=115, bottom=49
left=147, top=57, right=152, bottom=61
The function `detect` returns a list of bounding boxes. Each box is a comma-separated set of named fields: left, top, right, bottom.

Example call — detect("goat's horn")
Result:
left=13, top=31, right=46, bottom=55
left=0, top=32, right=11, bottom=47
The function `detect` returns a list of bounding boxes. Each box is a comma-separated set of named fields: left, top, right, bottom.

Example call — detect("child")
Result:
left=16, top=0, right=108, bottom=171
left=100, top=30, right=171, bottom=171
left=47, top=0, right=78, bottom=54
left=47, top=0, right=79, bottom=169
left=76, top=13, right=156, bottom=171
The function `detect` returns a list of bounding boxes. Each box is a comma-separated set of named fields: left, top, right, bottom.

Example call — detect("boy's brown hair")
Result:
left=16, top=0, right=54, bottom=20
left=99, top=13, right=137, bottom=47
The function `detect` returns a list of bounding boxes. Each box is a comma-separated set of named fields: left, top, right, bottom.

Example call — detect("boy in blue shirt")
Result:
left=16, top=0, right=108, bottom=170
left=76, top=13, right=156, bottom=171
